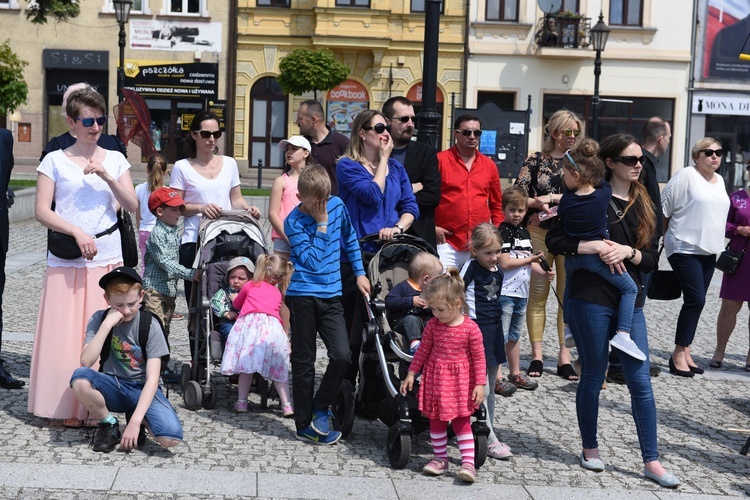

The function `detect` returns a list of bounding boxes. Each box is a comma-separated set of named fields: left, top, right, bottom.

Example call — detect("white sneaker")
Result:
left=564, top=325, right=576, bottom=349
left=610, top=335, right=647, bottom=361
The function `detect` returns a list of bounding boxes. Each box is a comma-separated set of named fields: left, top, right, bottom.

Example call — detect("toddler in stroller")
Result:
left=209, top=257, right=255, bottom=359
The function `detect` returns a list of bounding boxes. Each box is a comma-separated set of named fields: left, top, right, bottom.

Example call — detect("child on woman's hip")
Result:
left=220, top=254, right=294, bottom=417
left=400, top=268, right=486, bottom=483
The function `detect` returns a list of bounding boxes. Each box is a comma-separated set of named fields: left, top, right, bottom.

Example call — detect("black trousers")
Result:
left=0, top=211, right=7, bottom=357
left=179, top=242, right=198, bottom=357
left=286, top=295, right=351, bottom=432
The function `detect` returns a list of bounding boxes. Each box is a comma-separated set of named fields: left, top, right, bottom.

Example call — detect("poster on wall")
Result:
left=703, top=0, right=750, bottom=80
left=123, top=60, right=218, bottom=100
left=326, top=80, right=369, bottom=137
left=129, top=20, right=222, bottom=52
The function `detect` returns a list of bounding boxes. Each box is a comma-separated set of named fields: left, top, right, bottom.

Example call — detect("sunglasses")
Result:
left=615, top=155, right=644, bottom=167
left=393, top=115, right=417, bottom=123
left=700, top=148, right=723, bottom=158
left=363, top=123, right=391, bottom=134
left=564, top=150, right=578, bottom=169
left=561, top=129, right=581, bottom=137
left=457, top=129, right=482, bottom=137
left=198, top=130, right=222, bottom=139
left=76, top=116, right=107, bottom=127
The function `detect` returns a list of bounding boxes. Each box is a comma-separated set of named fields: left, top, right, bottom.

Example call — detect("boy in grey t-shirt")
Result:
left=70, top=267, right=183, bottom=453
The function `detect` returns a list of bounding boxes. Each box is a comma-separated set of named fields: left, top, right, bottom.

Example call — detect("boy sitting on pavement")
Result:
left=209, top=256, right=254, bottom=360
left=70, top=267, right=183, bottom=453
left=284, top=165, right=370, bottom=445
left=385, top=252, right=444, bottom=354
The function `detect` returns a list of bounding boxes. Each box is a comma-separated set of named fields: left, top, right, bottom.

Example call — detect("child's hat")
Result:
left=227, top=256, right=255, bottom=276
left=279, top=135, right=311, bottom=152
left=99, top=266, right=142, bottom=289
left=148, top=187, right=186, bottom=213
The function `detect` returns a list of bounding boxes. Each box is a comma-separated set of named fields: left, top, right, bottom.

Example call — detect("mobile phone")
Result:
left=538, top=205, right=558, bottom=221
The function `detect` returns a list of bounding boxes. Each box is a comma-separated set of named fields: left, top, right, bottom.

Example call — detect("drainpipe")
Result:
left=226, top=0, right=238, bottom=158
left=461, top=0, right=470, bottom=109
left=684, top=0, right=699, bottom=169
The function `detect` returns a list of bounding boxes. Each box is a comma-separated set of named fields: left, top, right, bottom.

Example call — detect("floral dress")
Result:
left=514, top=151, right=565, bottom=229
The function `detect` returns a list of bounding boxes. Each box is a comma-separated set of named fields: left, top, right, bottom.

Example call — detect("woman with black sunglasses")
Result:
left=661, top=137, right=730, bottom=376
left=31, top=87, right=138, bottom=425
left=170, top=110, right=260, bottom=338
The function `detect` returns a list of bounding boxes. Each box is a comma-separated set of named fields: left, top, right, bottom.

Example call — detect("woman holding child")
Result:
left=546, top=134, right=680, bottom=488
left=29, top=87, right=138, bottom=424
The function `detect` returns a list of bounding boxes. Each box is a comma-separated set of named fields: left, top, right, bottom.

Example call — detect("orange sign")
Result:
left=407, top=83, right=444, bottom=103
left=327, top=80, right=369, bottom=102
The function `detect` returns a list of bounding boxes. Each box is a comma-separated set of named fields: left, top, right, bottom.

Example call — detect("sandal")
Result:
left=235, top=400, right=249, bottom=413
left=557, top=363, right=579, bottom=381
left=83, top=417, right=100, bottom=428
left=745, top=364, right=750, bottom=372
left=709, top=360, right=722, bottom=369
left=509, top=373, right=538, bottom=391
left=62, top=418, right=83, bottom=428
left=527, top=359, right=544, bottom=378
left=494, top=379, right=517, bottom=397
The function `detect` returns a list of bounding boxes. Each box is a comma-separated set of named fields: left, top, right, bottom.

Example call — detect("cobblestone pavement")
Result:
left=0, top=218, right=748, bottom=499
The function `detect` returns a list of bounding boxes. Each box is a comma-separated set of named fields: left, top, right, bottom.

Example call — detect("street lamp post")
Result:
left=113, top=0, right=133, bottom=103
left=590, top=12, right=610, bottom=141
left=415, top=0, right=441, bottom=149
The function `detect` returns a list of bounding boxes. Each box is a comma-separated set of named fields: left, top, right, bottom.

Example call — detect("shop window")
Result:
left=411, top=0, right=443, bottom=14
left=477, top=91, right=515, bottom=111
left=336, top=0, right=370, bottom=7
left=610, top=0, right=642, bottom=26
left=486, top=0, right=518, bottom=22
left=257, top=0, right=291, bottom=6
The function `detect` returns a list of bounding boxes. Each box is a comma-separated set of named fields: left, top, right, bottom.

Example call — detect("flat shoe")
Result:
left=487, top=441, right=513, bottom=459
left=644, top=468, right=680, bottom=488
left=62, top=419, right=83, bottom=428
left=527, top=359, right=544, bottom=378
left=688, top=364, right=704, bottom=375
left=709, top=360, right=722, bottom=369
left=557, top=363, right=579, bottom=381
left=579, top=452, right=605, bottom=472
left=494, top=379, right=517, bottom=397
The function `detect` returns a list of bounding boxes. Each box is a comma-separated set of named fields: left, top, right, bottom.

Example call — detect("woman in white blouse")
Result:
left=661, top=138, right=730, bottom=377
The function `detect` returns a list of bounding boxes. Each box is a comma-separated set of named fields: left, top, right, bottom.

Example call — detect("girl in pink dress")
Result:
left=400, top=268, right=487, bottom=484
left=221, top=254, right=294, bottom=416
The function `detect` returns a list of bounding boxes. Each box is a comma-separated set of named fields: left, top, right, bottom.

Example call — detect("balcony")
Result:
left=534, top=14, right=593, bottom=59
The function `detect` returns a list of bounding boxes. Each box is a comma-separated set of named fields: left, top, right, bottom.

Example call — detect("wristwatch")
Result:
left=630, top=246, right=637, bottom=259
left=395, top=224, right=404, bottom=234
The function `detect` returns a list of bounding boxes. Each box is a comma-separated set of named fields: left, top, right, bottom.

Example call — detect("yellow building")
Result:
left=234, top=0, right=466, bottom=173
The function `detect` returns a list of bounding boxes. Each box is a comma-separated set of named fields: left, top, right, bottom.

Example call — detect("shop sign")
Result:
left=326, top=80, right=369, bottom=137
left=123, top=61, right=218, bottom=100
left=208, top=100, right=227, bottom=130
left=130, top=20, right=223, bottom=53
left=406, top=83, right=445, bottom=103
left=693, top=95, right=750, bottom=116
left=42, top=49, right=109, bottom=70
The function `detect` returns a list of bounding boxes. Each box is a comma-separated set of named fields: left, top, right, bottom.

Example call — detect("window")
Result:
left=104, top=1, right=146, bottom=15
left=170, top=0, right=200, bottom=14
left=485, top=0, right=517, bottom=22
left=0, top=0, right=21, bottom=8
left=610, top=0, right=642, bottom=26
left=411, top=0, right=443, bottom=14
left=560, top=0, right=578, bottom=13
left=478, top=91, right=516, bottom=111
left=336, top=0, right=370, bottom=7
left=257, top=0, right=290, bottom=6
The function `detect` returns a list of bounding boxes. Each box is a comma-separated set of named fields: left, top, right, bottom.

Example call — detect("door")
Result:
left=249, top=77, right=287, bottom=170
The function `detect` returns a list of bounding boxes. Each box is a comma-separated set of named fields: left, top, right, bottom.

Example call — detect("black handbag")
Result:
left=48, top=221, right=119, bottom=260
left=647, top=243, right=682, bottom=301
left=118, top=209, right=139, bottom=268
left=715, top=240, right=748, bottom=274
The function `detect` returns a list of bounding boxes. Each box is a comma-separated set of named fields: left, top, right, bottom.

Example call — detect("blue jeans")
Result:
left=498, top=295, right=526, bottom=343
left=566, top=299, right=658, bottom=463
left=394, top=315, right=425, bottom=345
left=215, top=321, right=234, bottom=342
left=565, top=254, right=638, bottom=333
left=667, top=253, right=715, bottom=347
left=70, top=367, right=183, bottom=440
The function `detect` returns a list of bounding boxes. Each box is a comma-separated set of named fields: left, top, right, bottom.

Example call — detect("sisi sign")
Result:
left=123, top=61, right=218, bottom=101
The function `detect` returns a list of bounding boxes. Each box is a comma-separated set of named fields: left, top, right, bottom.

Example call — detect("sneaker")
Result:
left=235, top=400, right=249, bottom=413
left=610, top=335, right=647, bottom=361
left=494, top=379, right=517, bottom=397
left=125, top=411, right=147, bottom=447
left=509, top=373, right=538, bottom=391
left=564, top=325, right=576, bottom=349
left=487, top=441, right=513, bottom=459
left=422, top=458, right=449, bottom=476
left=310, top=408, right=330, bottom=436
left=295, top=425, right=341, bottom=445
left=409, top=341, right=421, bottom=356
left=281, top=401, right=294, bottom=418
left=91, top=420, right=121, bottom=453
left=457, top=462, right=477, bottom=483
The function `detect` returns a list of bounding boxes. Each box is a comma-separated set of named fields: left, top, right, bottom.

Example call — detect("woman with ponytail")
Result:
left=136, top=154, right=167, bottom=275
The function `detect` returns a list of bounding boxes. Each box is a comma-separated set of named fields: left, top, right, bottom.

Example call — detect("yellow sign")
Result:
left=181, top=113, right=196, bottom=131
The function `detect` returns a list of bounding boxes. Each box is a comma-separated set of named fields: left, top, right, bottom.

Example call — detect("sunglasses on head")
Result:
left=700, top=148, right=723, bottom=158
left=561, top=129, right=581, bottom=137
left=393, top=115, right=417, bottom=123
left=363, top=123, right=391, bottom=134
left=76, top=116, right=107, bottom=127
left=198, top=130, right=222, bottom=139
left=615, top=155, right=644, bottom=167
left=457, top=129, right=482, bottom=137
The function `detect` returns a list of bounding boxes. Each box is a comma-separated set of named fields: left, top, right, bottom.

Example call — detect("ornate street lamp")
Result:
left=416, top=0, right=441, bottom=149
left=590, top=12, right=610, bottom=141
left=113, top=0, right=133, bottom=103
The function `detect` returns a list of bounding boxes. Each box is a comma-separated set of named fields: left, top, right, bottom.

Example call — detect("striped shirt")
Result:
left=144, top=220, right=195, bottom=297
left=285, top=196, right=365, bottom=298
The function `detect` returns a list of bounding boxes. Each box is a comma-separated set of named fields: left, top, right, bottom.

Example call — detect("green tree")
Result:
left=26, top=0, right=81, bottom=24
left=277, top=49, right=349, bottom=99
left=0, top=39, right=28, bottom=116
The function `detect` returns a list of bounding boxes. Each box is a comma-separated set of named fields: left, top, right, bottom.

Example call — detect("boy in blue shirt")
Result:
left=285, top=165, right=369, bottom=445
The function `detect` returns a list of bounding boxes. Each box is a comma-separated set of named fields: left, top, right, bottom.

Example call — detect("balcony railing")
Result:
left=534, top=14, right=592, bottom=50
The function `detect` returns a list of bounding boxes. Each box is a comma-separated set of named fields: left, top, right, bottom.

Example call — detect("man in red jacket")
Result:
left=434, top=114, right=503, bottom=270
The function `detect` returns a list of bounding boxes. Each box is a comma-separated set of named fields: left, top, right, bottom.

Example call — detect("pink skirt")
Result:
left=27, top=264, right=118, bottom=420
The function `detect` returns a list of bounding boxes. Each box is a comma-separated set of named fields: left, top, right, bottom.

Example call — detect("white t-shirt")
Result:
left=169, top=156, right=241, bottom=244
left=37, top=149, right=130, bottom=268
left=135, top=182, right=157, bottom=233
left=662, top=166, right=730, bottom=256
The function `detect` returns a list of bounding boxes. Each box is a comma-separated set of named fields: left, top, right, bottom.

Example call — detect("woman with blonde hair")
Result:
left=514, top=109, right=583, bottom=380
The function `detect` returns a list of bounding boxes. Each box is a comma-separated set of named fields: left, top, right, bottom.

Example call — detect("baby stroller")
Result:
left=180, top=211, right=268, bottom=410
left=333, top=234, right=489, bottom=468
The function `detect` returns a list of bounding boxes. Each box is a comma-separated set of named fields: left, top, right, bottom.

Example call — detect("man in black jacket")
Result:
left=382, top=97, right=441, bottom=249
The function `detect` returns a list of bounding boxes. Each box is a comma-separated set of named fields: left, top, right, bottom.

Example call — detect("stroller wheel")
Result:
left=180, top=363, right=191, bottom=391
left=386, top=424, right=411, bottom=469
left=332, top=380, right=355, bottom=439
left=474, top=433, right=488, bottom=468
left=202, top=379, right=219, bottom=409
left=183, top=380, right=202, bottom=410
left=258, top=376, right=269, bottom=409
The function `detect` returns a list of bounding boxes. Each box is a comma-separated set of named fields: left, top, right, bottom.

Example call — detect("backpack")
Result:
left=99, top=307, right=170, bottom=373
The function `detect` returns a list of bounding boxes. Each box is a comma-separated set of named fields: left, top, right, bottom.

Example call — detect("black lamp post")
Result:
left=113, top=0, right=133, bottom=103
left=416, top=0, right=441, bottom=149
left=590, top=12, right=610, bottom=141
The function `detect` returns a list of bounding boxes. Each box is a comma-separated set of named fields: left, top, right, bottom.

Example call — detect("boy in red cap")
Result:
left=143, top=188, right=199, bottom=349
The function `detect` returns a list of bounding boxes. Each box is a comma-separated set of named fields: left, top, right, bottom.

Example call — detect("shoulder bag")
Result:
left=48, top=223, right=118, bottom=260
left=118, top=208, right=139, bottom=268
left=715, top=238, right=748, bottom=274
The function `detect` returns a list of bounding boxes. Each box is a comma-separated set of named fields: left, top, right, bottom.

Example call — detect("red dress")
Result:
left=408, top=316, right=487, bottom=421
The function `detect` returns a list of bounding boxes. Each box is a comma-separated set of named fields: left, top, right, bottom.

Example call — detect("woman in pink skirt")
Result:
left=29, top=87, right=137, bottom=426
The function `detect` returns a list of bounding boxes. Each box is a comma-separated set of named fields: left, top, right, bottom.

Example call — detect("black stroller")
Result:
left=333, top=234, right=489, bottom=468
left=180, top=211, right=267, bottom=410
